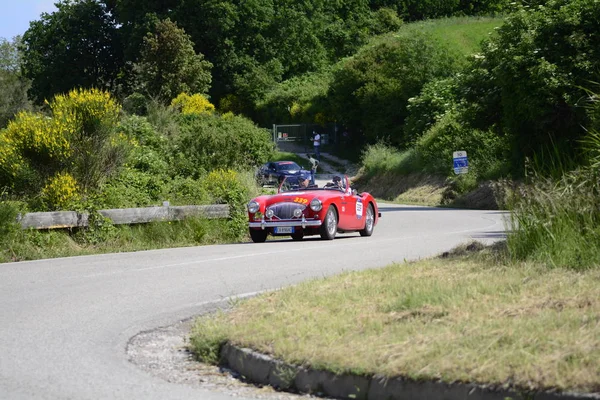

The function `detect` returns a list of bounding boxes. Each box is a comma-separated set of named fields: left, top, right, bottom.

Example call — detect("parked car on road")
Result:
left=247, top=174, right=380, bottom=242
left=255, top=161, right=310, bottom=186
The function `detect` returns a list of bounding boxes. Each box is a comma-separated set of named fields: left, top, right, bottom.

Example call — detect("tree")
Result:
left=21, top=0, right=122, bottom=103
left=459, top=0, right=600, bottom=174
left=0, top=37, right=31, bottom=128
left=133, top=19, right=212, bottom=104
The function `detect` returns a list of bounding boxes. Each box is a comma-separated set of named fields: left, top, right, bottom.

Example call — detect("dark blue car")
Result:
left=256, top=161, right=310, bottom=186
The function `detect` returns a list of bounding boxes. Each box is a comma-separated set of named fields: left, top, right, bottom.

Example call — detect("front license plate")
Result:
left=274, top=226, right=294, bottom=234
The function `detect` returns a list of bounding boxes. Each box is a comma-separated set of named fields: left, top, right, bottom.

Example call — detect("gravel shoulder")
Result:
left=126, top=318, right=320, bottom=399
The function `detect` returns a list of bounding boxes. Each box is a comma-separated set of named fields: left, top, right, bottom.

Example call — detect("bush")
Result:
left=328, top=28, right=458, bottom=147
left=122, top=92, right=148, bottom=116
left=98, top=168, right=165, bottom=208
left=171, top=92, right=215, bottom=115
left=0, top=88, right=128, bottom=209
left=40, top=172, right=80, bottom=210
left=202, top=169, right=249, bottom=241
left=404, top=77, right=458, bottom=145
left=175, top=113, right=274, bottom=176
left=415, top=111, right=509, bottom=178
left=459, top=0, right=600, bottom=174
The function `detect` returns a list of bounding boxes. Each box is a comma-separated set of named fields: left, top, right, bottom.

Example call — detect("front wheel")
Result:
left=249, top=228, right=268, bottom=243
left=359, top=204, right=375, bottom=237
left=320, top=206, right=337, bottom=240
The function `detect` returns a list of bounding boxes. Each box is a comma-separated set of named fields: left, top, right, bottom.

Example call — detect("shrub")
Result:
left=415, top=111, right=509, bottom=178
left=175, top=113, right=275, bottom=176
left=459, top=0, right=600, bottom=174
left=328, top=28, right=458, bottom=147
left=171, top=92, right=215, bottom=115
left=98, top=168, right=165, bottom=208
left=202, top=169, right=249, bottom=240
left=40, top=172, right=80, bottom=210
left=0, top=88, right=128, bottom=208
left=404, top=77, right=458, bottom=145
left=122, top=92, right=148, bottom=116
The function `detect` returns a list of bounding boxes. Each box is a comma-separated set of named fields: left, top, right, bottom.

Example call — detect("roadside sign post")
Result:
left=453, top=151, right=468, bottom=174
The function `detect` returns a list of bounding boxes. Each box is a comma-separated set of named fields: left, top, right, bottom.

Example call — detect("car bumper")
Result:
left=249, top=218, right=322, bottom=230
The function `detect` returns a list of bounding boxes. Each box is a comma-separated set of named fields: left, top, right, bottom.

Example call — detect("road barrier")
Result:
left=18, top=204, right=230, bottom=230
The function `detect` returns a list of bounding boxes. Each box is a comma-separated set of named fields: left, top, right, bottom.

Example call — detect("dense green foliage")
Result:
left=17, top=0, right=515, bottom=110
left=459, top=0, right=600, bottom=174
left=21, top=0, right=122, bottom=103
left=133, top=19, right=212, bottom=103
left=0, top=38, right=31, bottom=129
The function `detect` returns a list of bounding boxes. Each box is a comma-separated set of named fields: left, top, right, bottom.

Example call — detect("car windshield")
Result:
left=279, top=173, right=348, bottom=193
left=276, top=162, right=301, bottom=171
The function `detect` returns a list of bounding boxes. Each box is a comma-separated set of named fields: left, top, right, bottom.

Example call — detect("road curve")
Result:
left=0, top=203, right=507, bottom=400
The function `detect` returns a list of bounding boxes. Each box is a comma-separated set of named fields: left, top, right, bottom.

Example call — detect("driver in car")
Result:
left=325, top=176, right=343, bottom=189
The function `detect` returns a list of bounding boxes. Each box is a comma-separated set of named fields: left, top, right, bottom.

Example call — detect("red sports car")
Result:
left=247, top=174, right=380, bottom=242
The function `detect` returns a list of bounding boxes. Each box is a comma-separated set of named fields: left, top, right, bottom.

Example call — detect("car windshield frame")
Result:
left=278, top=173, right=349, bottom=193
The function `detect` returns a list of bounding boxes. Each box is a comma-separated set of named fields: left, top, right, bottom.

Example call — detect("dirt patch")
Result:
left=353, top=172, right=507, bottom=210
left=127, top=319, right=314, bottom=399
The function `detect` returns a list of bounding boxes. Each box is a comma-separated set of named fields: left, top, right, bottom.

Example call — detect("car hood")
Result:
left=253, top=189, right=343, bottom=208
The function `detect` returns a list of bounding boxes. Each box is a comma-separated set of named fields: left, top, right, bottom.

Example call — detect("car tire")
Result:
left=320, top=206, right=337, bottom=240
left=249, top=228, right=268, bottom=243
left=291, top=231, right=304, bottom=241
left=359, top=203, right=375, bottom=237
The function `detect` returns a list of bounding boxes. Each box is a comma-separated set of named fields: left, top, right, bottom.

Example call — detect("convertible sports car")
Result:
left=247, top=174, right=380, bottom=242
left=255, top=161, right=310, bottom=186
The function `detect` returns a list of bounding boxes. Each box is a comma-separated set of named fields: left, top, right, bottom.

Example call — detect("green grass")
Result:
left=0, top=217, right=238, bottom=263
left=424, top=16, right=504, bottom=58
left=190, top=244, right=600, bottom=394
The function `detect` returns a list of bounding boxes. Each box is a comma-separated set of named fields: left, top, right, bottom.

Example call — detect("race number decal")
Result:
left=356, top=199, right=363, bottom=219
left=293, top=197, right=308, bottom=205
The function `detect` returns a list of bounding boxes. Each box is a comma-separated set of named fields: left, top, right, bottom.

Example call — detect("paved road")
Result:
left=0, top=203, right=507, bottom=400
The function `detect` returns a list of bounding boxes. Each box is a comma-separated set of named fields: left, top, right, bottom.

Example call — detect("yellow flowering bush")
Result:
left=171, top=93, right=215, bottom=115
left=40, top=172, right=80, bottom=210
left=0, top=132, right=25, bottom=180
left=3, top=112, right=71, bottom=163
left=51, top=88, right=120, bottom=135
left=0, top=88, right=127, bottom=208
left=289, top=102, right=303, bottom=119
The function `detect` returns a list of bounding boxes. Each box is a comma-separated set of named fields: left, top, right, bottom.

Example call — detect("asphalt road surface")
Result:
left=0, top=203, right=508, bottom=400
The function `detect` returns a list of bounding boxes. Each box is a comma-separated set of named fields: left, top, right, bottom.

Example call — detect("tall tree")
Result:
left=133, top=19, right=212, bottom=103
left=21, top=0, right=122, bottom=103
left=0, top=37, right=31, bottom=128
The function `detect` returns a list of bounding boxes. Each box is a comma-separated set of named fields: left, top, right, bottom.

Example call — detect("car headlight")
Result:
left=247, top=200, right=260, bottom=213
left=293, top=208, right=303, bottom=218
left=309, top=198, right=322, bottom=212
left=265, top=208, right=274, bottom=218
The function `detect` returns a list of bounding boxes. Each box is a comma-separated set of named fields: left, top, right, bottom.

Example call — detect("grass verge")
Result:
left=0, top=217, right=239, bottom=263
left=190, top=243, right=600, bottom=394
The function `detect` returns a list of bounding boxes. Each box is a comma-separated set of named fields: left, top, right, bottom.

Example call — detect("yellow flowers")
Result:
left=0, top=88, right=124, bottom=210
left=52, top=88, right=121, bottom=132
left=171, top=93, right=215, bottom=115
left=40, top=172, right=80, bottom=210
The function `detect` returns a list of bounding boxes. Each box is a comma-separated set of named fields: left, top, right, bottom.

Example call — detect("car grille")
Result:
left=267, top=202, right=306, bottom=219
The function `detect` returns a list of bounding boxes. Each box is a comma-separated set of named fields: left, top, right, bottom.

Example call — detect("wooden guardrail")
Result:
left=17, top=204, right=230, bottom=230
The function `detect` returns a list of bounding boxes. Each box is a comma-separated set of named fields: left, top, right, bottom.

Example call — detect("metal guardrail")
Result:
left=17, top=204, right=230, bottom=230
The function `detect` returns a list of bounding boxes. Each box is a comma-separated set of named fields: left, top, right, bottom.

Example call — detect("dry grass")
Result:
left=353, top=171, right=447, bottom=206
left=190, top=246, right=600, bottom=393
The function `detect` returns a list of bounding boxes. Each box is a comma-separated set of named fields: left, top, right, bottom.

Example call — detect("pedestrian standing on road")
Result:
left=312, top=131, right=321, bottom=161
left=308, top=154, right=319, bottom=184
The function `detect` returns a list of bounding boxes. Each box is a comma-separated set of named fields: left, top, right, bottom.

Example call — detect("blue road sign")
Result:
left=453, top=151, right=468, bottom=174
